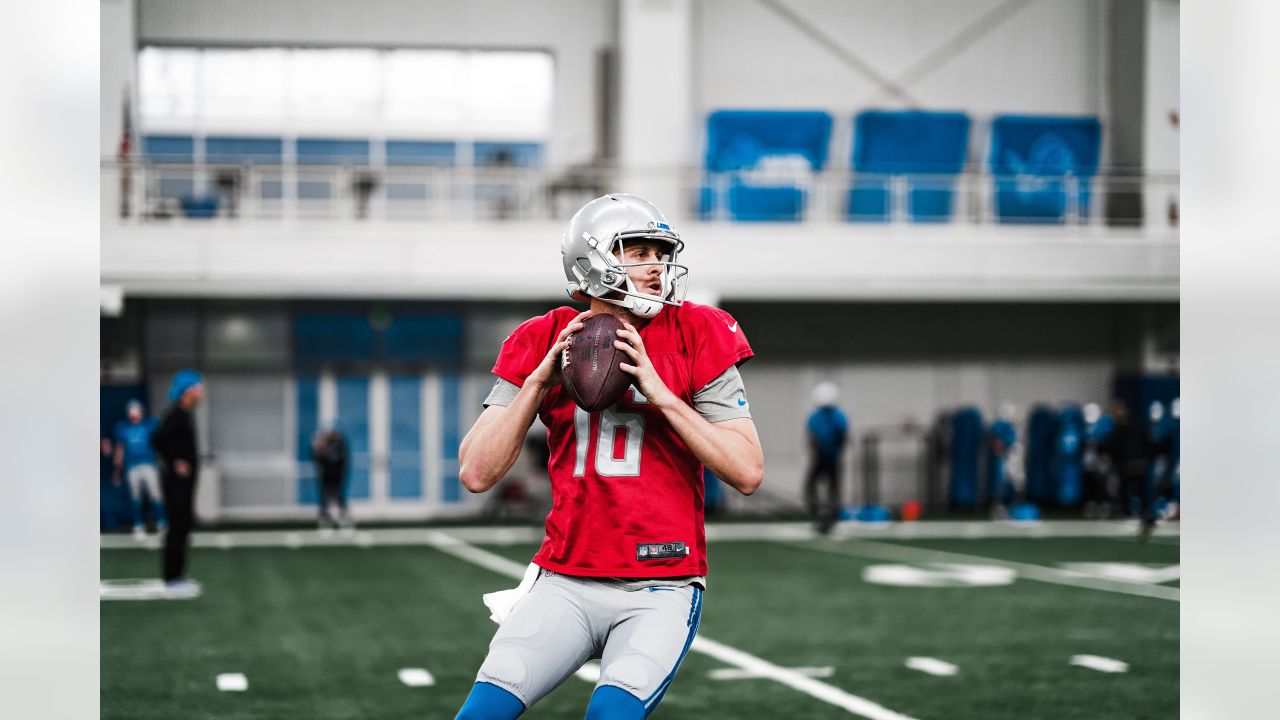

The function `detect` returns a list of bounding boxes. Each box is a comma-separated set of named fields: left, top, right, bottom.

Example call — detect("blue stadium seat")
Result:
left=989, top=115, right=1101, bottom=224
left=846, top=110, right=970, bottom=223
left=178, top=194, right=220, bottom=218
left=701, top=110, right=833, bottom=222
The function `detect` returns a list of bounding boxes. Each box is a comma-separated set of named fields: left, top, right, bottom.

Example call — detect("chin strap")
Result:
left=621, top=274, right=663, bottom=317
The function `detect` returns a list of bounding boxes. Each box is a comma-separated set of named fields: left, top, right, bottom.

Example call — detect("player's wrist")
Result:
left=648, top=386, right=681, bottom=411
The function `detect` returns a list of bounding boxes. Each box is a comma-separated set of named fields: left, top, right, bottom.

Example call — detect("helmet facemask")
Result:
left=599, top=231, right=689, bottom=318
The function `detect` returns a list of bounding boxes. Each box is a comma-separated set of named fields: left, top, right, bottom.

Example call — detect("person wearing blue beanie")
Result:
left=168, top=369, right=204, bottom=403
left=150, top=369, right=206, bottom=598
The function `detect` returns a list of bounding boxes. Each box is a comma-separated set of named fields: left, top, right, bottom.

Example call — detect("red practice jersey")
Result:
left=491, top=301, right=753, bottom=578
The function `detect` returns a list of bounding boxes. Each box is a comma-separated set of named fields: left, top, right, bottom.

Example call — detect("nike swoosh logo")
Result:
left=727, top=321, right=739, bottom=333
left=737, top=398, right=747, bottom=407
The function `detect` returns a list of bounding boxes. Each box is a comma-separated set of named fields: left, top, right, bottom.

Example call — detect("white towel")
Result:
left=482, top=562, right=541, bottom=625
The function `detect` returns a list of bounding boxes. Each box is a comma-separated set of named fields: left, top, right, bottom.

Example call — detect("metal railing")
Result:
left=101, top=160, right=1179, bottom=229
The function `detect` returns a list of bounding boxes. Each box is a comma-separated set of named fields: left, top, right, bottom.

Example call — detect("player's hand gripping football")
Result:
left=526, top=310, right=594, bottom=390
left=614, top=322, right=677, bottom=408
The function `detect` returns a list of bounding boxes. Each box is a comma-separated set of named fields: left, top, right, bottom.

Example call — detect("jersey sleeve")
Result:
left=490, top=311, right=566, bottom=388
left=692, top=366, right=752, bottom=422
left=483, top=377, right=522, bottom=408
left=689, top=305, right=754, bottom=393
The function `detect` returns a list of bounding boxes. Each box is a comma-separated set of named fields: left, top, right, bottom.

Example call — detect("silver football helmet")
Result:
left=561, top=194, right=689, bottom=318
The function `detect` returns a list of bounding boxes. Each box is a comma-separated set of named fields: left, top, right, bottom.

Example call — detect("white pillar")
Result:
left=617, top=0, right=694, bottom=221
left=369, top=371, right=390, bottom=505
left=1143, top=0, right=1179, bottom=229
left=101, top=0, right=137, bottom=222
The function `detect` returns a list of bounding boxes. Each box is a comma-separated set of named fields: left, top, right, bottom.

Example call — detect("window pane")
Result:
left=384, top=50, right=466, bottom=135
left=290, top=48, right=382, bottom=133
left=201, top=48, right=287, bottom=130
left=464, top=51, right=553, bottom=138
left=138, top=46, right=553, bottom=145
left=138, top=47, right=198, bottom=130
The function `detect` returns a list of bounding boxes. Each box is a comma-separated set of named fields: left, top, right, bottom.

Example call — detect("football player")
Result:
left=454, top=194, right=764, bottom=719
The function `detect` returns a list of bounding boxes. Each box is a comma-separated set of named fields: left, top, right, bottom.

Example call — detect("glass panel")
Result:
left=290, top=48, right=381, bottom=132
left=204, top=310, right=290, bottom=370
left=138, top=47, right=198, bottom=128
left=201, top=48, right=288, bottom=129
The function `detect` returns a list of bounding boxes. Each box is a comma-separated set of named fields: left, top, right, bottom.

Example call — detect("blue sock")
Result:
left=585, top=685, right=645, bottom=720
left=455, top=681, right=524, bottom=720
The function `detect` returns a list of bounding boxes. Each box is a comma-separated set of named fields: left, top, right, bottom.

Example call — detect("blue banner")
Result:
left=848, top=110, right=970, bottom=222
left=701, top=110, right=832, bottom=221
left=989, top=115, right=1101, bottom=223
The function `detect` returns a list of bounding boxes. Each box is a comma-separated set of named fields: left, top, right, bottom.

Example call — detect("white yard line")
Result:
left=427, top=531, right=920, bottom=720
left=691, top=637, right=917, bottom=720
left=1070, top=655, right=1129, bottom=673
left=99, top=520, right=1179, bottom=551
left=905, top=658, right=958, bottom=677
left=1058, top=562, right=1180, bottom=584
left=100, top=578, right=203, bottom=601
left=398, top=668, right=436, bottom=687
left=708, top=666, right=835, bottom=680
left=215, top=673, right=248, bottom=691
left=797, top=539, right=1180, bottom=602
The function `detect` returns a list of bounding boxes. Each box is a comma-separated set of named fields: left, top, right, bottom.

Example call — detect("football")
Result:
left=561, top=313, right=632, bottom=412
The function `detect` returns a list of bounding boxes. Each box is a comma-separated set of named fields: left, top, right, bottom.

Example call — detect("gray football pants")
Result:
left=475, top=569, right=703, bottom=713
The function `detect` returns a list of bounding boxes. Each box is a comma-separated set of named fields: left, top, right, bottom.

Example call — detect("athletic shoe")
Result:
left=133, top=525, right=146, bottom=541
left=163, top=579, right=202, bottom=599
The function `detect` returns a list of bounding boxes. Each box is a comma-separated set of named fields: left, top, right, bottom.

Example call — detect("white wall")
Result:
left=135, top=0, right=614, bottom=167
left=101, top=220, right=1179, bottom=302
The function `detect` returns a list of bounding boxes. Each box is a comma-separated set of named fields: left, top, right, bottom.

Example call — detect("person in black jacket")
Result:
left=311, top=424, right=351, bottom=531
left=150, top=369, right=205, bottom=597
left=1098, top=399, right=1156, bottom=540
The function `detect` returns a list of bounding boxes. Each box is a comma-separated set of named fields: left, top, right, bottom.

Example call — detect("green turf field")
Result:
left=102, top=530, right=1178, bottom=719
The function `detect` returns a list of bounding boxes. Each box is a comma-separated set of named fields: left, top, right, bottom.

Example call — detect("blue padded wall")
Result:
left=1052, top=404, right=1085, bottom=506
left=389, top=375, right=423, bottom=500
left=296, top=375, right=320, bottom=505
left=1024, top=405, right=1056, bottom=504
left=293, top=315, right=376, bottom=365
left=948, top=407, right=983, bottom=508
left=384, top=315, right=464, bottom=365
left=337, top=376, right=371, bottom=500
left=440, top=373, right=462, bottom=503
